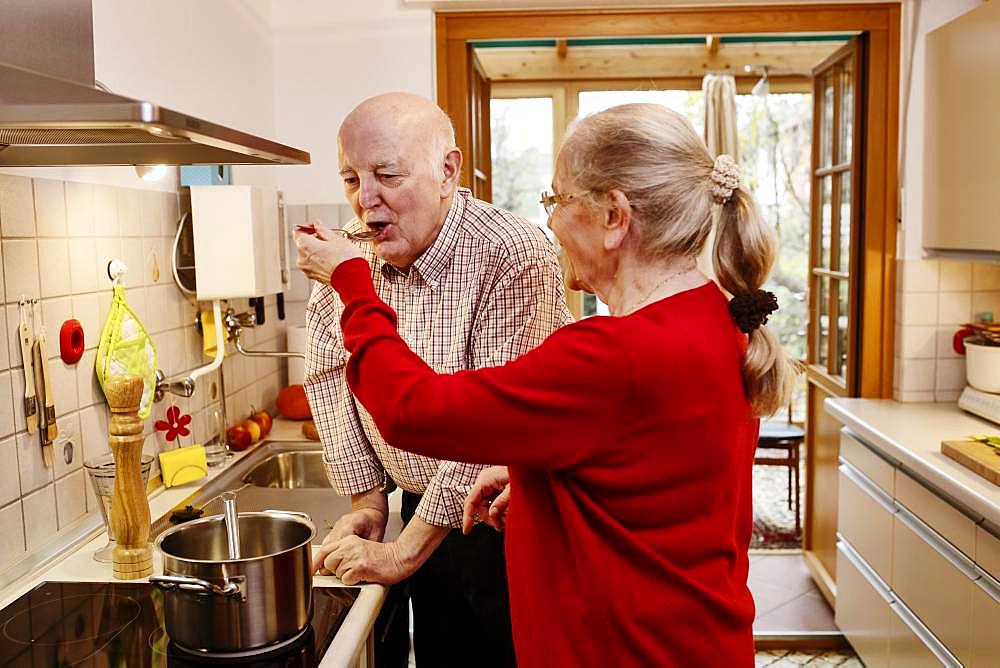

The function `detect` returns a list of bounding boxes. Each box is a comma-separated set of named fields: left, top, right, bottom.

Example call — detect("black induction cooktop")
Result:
left=0, top=581, right=359, bottom=667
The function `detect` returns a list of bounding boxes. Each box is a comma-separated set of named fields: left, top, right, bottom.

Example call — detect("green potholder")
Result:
left=96, top=285, right=158, bottom=419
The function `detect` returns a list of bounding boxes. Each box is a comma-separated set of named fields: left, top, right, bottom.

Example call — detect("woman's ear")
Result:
left=603, top=189, right=632, bottom=251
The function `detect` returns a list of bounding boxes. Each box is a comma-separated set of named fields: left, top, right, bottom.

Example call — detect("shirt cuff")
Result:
left=330, top=257, right=374, bottom=297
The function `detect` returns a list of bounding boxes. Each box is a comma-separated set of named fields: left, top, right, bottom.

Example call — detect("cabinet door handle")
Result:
left=894, top=504, right=979, bottom=580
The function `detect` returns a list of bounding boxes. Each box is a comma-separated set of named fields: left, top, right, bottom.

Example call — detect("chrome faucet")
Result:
left=223, top=308, right=304, bottom=360
left=154, top=369, right=194, bottom=401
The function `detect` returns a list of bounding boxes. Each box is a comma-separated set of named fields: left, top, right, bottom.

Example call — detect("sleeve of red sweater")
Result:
left=331, top=258, right=630, bottom=471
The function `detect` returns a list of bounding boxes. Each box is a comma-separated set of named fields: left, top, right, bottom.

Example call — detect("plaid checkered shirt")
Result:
left=304, top=188, right=572, bottom=527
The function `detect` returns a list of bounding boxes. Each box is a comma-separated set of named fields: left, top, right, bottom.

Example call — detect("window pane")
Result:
left=839, top=61, right=853, bottom=163
left=839, top=173, right=851, bottom=273
left=837, top=278, right=849, bottom=378
left=490, top=97, right=553, bottom=231
left=821, top=74, right=834, bottom=168
left=820, top=176, right=832, bottom=269
left=816, top=276, right=829, bottom=368
left=578, top=90, right=704, bottom=137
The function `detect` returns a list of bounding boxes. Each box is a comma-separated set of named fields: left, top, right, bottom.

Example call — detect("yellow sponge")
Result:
left=201, top=310, right=228, bottom=358
left=159, top=444, right=208, bottom=488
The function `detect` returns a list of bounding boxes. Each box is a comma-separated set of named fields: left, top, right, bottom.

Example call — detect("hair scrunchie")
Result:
left=728, top=290, right=779, bottom=334
left=710, top=154, right=741, bottom=205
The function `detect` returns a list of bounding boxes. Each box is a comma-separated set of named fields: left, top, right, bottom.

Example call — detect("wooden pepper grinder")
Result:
left=107, top=374, right=152, bottom=579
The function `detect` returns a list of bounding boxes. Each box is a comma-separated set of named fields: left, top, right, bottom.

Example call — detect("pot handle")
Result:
left=264, top=509, right=311, bottom=522
left=953, top=327, right=976, bottom=355
left=150, top=574, right=247, bottom=600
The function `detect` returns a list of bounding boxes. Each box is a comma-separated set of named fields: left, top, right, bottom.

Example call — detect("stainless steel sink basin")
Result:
left=242, top=451, right=331, bottom=488
left=151, top=442, right=403, bottom=546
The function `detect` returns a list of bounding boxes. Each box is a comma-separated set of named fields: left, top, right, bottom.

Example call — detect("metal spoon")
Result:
left=222, top=491, right=240, bottom=560
left=296, top=224, right=379, bottom=243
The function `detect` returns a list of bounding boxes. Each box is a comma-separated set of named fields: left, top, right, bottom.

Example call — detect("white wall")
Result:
left=1, top=0, right=281, bottom=190
left=899, top=0, right=985, bottom=260
left=269, top=0, right=435, bottom=204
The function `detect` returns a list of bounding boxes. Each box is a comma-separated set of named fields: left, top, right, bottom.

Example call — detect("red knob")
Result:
left=59, top=319, right=85, bottom=365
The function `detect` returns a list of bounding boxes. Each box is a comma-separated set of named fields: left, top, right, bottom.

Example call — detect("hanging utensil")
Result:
left=17, top=298, right=38, bottom=435
left=32, top=299, right=56, bottom=466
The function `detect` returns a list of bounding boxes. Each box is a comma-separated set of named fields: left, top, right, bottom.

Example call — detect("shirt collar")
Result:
left=371, top=188, right=469, bottom=286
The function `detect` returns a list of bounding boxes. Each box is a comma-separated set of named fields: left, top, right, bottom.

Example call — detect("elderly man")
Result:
left=302, top=92, right=570, bottom=667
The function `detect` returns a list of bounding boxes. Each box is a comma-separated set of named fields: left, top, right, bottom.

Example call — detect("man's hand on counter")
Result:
left=313, top=515, right=449, bottom=585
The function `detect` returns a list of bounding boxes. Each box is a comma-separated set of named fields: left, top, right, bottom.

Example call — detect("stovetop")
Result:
left=0, top=581, right=359, bottom=667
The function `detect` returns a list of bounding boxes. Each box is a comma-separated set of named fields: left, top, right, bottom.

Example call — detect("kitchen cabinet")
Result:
left=888, top=602, right=958, bottom=668
left=976, top=525, right=1000, bottom=577
left=923, top=0, right=1000, bottom=255
left=836, top=542, right=892, bottom=668
left=838, top=462, right=895, bottom=581
left=970, top=574, right=1000, bottom=667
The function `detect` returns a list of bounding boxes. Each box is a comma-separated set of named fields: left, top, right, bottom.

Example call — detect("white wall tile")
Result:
left=972, top=263, right=1000, bottom=291
left=94, top=238, right=123, bottom=290
left=898, top=390, right=935, bottom=402
left=0, top=437, right=19, bottom=506
left=37, top=239, right=72, bottom=298
left=40, top=297, right=73, bottom=348
left=899, top=292, right=937, bottom=326
left=0, top=371, right=12, bottom=438
left=10, top=369, right=26, bottom=432
left=938, top=261, right=972, bottom=292
left=899, top=358, right=935, bottom=392
left=127, top=284, right=148, bottom=329
left=935, top=389, right=961, bottom=402
left=900, top=259, right=939, bottom=293
left=93, top=185, right=119, bottom=237
left=899, top=325, right=936, bottom=359
left=76, top=350, right=103, bottom=409
left=935, top=358, right=966, bottom=391
left=6, top=305, right=22, bottom=367
left=938, top=292, right=971, bottom=326
left=157, top=237, right=173, bottom=285
left=22, top=484, right=57, bottom=550
left=71, top=293, right=101, bottom=351
left=0, top=501, right=26, bottom=568
left=936, top=327, right=962, bottom=360
left=50, top=358, right=78, bottom=415
left=68, top=238, right=99, bottom=294
left=65, top=182, right=95, bottom=237
left=141, top=237, right=161, bottom=287
left=0, top=307, right=7, bottom=371
left=16, top=430, right=53, bottom=494
left=140, top=190, right=164, bottom=238
left=53, top=412, right=81, bottom=479
left=33, top=179, right=67, bottom=237
left=55, top=469, right=87, bottom=530
left=121, top=238, right=143, bottom=289
left=0, top=175, right=36, bottom=238
left=971, top=292, right=1000, bottom=321
left=144, top=285, right=167, bottom=334
left=338, top=204, right=356, bottom=226
left=117, top=188, right=141, bottom=235
left=162, top=192, right=180, bottom=236
left=2, top=239, right=40, bottom=302
left=79, top=404, right=110, bottom=463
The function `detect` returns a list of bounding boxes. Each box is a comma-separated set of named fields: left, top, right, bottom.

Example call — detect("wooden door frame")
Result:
left=438, top=2, right=900, bottom=599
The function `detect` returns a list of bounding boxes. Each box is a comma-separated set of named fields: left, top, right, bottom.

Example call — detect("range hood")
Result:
left=0, top=0, right=309, bottom=167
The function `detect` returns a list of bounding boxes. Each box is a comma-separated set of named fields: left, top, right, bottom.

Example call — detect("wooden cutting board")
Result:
left=941, top=440, right=1000, bottom=486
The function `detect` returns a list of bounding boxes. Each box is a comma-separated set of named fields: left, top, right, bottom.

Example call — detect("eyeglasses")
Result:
left=539, top=190, right=591, bottom=217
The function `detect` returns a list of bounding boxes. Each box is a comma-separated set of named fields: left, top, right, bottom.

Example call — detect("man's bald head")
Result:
left=340, top=92, right=456, bottom=176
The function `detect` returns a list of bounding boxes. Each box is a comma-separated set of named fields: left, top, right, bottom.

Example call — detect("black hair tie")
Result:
left=728, top=290, right=779, bottom=334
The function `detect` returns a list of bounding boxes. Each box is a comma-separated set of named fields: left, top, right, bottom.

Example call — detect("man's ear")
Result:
left=604, top=189, right=632, bottom=251
left=441, top=148, right=463, bottom=197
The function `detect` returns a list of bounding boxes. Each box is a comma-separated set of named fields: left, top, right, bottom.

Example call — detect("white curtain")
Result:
left=700, top=74, right=739, bottom=281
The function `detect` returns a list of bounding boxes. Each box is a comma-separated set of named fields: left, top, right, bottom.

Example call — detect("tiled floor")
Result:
left=750, top=552, right=839, bottom=634
left=756, top=649, right=862, bottom=666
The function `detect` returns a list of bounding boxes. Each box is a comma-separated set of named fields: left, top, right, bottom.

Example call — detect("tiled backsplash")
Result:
left=894, top=258, right=1000, bottom=402
left=0, top=175, right=300, bottom=575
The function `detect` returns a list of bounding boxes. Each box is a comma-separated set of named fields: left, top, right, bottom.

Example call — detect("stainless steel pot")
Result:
left=151, top=510, right=315, bottom=654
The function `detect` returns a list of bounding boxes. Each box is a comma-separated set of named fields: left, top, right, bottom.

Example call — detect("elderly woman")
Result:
left=296, top=103, right=791, bottom=667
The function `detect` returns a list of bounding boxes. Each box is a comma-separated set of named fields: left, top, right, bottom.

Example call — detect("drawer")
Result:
left=840, top=430, right=894, bottom=495
left=976, top=525, right=1000, bottom=579
left=895, top=471, right=976, bottom=557
left=838, top=464, right=895, bottom=582
left=888, top=601, right=961, bottom=668
left=970, top=574, right=1000, bottom=668
left=836, top=541, right=891, bottom=668
left=892, top=510, right=975, bottom=665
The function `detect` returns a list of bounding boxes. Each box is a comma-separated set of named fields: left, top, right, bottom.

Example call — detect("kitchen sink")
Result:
left=242, top=451, right=331, bottom=488
left=152, top=443, right=351, bottom=545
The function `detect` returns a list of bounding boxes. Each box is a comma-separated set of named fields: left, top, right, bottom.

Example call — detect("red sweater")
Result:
left=331, top=258, right=758, bottom=667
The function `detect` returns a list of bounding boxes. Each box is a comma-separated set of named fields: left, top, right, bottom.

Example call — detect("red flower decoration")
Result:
left=155, top=405, right=191, bottom=442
